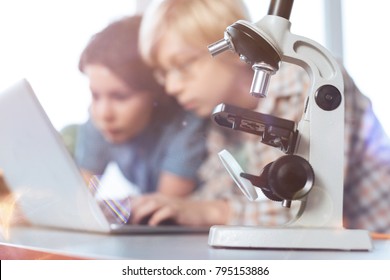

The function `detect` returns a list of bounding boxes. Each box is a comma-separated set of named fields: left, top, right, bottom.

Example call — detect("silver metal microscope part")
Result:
left=250, top=62, right=276, bottom=98
left=239, top=54, right=251, bottom=64
left=282, top=200, right=292, bottom=208
left=208, top=33, right=234, bottom=57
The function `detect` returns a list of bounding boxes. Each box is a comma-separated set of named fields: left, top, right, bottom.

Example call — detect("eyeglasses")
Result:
left=154, top=52, right=208, bottom=86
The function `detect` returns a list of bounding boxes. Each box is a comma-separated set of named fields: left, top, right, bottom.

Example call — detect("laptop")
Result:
left=0, top=79, right=209, bottom=234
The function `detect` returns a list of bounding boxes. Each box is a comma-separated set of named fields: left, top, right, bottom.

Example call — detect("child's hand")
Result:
left=129, top=193, right=229, bottom=227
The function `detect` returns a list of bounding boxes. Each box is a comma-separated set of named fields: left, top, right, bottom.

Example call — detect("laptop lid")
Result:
left=0, top=79, right=111, bottom=233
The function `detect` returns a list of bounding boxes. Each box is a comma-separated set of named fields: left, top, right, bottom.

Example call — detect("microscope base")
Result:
left=208, top=225, right=372, bottom=251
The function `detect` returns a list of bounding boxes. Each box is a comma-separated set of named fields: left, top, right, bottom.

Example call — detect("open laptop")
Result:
left=0, top=79, right=209, bottom=234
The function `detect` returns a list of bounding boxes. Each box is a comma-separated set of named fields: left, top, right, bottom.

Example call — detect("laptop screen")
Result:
left=0, top=79, right=111, bottom=233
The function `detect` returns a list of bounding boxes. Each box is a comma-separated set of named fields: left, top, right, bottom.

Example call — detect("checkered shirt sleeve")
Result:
left=342, top=66, right=390, bottom=233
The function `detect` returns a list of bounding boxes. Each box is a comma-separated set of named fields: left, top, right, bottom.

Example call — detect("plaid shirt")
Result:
left=195, top=62, right=390, bottom=233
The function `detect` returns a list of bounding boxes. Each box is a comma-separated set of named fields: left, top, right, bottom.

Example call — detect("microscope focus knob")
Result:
left=315, top=85, right=342, bottom=111
left=268, top=155, right=314, bottom=201
left=241, top=155, right=314, bottom=206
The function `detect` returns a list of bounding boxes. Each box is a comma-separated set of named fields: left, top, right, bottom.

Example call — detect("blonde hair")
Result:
left=140, top=0, right=250, bottom=66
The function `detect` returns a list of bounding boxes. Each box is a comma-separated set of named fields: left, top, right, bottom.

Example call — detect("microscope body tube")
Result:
left=267, top=0, right=294, bottom=20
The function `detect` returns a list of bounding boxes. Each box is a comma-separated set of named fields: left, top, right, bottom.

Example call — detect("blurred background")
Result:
left=1, top=0, right=389, bottom=135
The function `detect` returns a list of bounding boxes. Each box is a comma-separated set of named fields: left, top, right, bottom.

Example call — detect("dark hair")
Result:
left=79, top=15, right=162, bottom=94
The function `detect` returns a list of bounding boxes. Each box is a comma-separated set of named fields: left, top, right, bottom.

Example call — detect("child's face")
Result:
left=85, top=64, right=154, bottom=144
left=154, top=30, right=249, bottom=118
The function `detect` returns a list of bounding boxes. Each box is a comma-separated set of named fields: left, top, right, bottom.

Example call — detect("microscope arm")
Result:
left=255, top=15, right=344, bottom=227
left=210, top=15, right=345, bottom=227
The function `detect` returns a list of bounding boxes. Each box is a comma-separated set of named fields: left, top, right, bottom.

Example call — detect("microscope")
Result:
left=207, top=0, right=372, bottom=250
